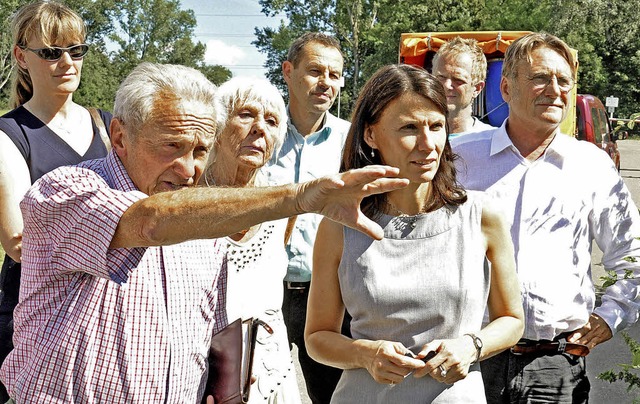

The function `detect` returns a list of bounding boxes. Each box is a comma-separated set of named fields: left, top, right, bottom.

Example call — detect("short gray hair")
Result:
left=502, top=32, right=576, bottom=79
left=215, top=76, right=288, bottom=153
left=113, top=62, right=218, bottom=136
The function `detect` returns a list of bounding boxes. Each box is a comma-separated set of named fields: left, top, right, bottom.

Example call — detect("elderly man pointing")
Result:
left=0, top=62, right=407, bottom=403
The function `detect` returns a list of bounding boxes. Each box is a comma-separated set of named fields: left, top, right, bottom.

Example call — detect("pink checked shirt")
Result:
left=0, top=152, right=228, bottom=403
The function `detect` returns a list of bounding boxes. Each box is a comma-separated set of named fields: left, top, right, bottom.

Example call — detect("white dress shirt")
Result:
left=452, top=121, right=640, bottom=340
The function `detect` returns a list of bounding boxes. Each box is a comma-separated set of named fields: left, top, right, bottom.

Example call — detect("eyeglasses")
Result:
left=19, top=44, right=89, bottom=61
left=527, top=73, right=574, bottom=93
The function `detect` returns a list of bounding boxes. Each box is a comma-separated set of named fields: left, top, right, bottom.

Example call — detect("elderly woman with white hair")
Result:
left=201, top=77, right=302, bottom=403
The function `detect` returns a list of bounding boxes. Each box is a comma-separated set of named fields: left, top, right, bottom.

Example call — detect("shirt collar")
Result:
left=104, top=150, right=142, bottom=193
left=489, top=120, right=513, bottom=156
left=286, top=107, right=333, bottom=142
left=491, top=119, right=569, bottom=166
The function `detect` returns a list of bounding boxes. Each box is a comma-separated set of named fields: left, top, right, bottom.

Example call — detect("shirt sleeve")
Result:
left=21, top=165, right=148, bottom=283
left=591, top=159, right=640, bottom=333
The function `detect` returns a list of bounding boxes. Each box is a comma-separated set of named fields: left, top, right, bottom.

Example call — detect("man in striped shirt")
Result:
left=0, top=63, right=407, bottom=403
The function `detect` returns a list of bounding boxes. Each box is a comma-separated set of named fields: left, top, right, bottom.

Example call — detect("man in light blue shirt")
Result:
left=452, top=32, right=640, bottom=403
left=266, top=32, right=350, bottom=403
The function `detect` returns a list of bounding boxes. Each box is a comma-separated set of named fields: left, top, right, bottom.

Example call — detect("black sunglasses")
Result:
left=19, top=44, right=89, bottom=61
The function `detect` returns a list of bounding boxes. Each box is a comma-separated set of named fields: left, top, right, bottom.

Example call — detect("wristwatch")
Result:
left=465, top=333, right=483, bottom=364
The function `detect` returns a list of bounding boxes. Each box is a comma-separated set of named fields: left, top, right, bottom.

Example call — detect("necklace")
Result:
left=386, top=200, right=427, bottom=231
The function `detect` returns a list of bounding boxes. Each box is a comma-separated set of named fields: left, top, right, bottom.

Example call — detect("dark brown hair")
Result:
left=287, top=32, right=342, bottom=68
left=342, top=64, right=466, bottom=219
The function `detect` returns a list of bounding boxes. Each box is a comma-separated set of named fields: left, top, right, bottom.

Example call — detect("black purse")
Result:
left=202, top=317, right=273, bottom=404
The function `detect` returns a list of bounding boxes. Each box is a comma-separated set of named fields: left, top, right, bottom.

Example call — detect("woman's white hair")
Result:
left=215, top=76, right=288, bottom=153
left=113, top=62, right=218, bottom=136
left=210, top=77, right=288, bottom=186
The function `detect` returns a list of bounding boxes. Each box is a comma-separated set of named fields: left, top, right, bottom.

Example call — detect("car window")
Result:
left=591, top=106, right=603, bottom=143
left=576, top=107, right=585, bottom=140
left=599, top=108, right=611, bottom=142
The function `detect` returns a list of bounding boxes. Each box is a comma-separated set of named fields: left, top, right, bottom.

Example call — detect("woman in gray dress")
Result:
left=305, top=64, right=524, bottom=403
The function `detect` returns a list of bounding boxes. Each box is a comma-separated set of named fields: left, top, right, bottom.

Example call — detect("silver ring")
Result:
left=438, top=365, right=447, bottom=377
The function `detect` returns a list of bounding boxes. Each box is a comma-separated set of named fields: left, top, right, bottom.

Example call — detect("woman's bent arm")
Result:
left=0, top=131, right=30, bottom=262
left=305, top=218, right=424, bottom=384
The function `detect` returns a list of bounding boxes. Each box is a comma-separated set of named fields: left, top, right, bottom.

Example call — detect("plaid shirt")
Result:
left=0, top=152, right=227, bottom=403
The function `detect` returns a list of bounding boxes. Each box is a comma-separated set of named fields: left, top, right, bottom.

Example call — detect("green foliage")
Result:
left=0, top=0, right=231, bottom=111
left=599, top=331, right=640, bottom=403
left=197, top=64, right=233, bottom=86
left=255, top=0, right=640, bottom=119
left=600, top=268, right=635, bottom=289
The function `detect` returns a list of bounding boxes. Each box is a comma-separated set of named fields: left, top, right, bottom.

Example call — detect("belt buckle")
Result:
left=286, top=281, right=307, bottom=290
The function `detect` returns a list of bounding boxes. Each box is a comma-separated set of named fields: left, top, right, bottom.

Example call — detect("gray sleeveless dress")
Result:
left=332, top=192, right=489, bottom=403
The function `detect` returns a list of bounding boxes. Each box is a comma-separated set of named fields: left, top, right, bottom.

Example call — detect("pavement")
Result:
left=586, top=139, right=640, bottom=404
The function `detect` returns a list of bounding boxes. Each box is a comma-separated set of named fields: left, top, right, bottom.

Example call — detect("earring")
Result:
left=371, top=149, right=375, bottom=158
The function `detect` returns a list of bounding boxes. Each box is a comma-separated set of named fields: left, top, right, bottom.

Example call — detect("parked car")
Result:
left=575, top=94, right=621, bottom=170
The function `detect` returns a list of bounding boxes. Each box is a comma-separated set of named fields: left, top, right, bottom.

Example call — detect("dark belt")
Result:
left=511, top=337, right=590, bottom=357
left=284, top=281, right=309, bottom=290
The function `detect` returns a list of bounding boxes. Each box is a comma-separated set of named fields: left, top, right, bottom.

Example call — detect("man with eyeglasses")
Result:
left=266, top=32, right=350, bottom=403
left=432, top=37, right=494, bottom=138
left=451, top=32, right=640, bottom=403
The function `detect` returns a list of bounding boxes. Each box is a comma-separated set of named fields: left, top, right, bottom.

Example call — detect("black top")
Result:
left=0, top=106, right=111, bottom=183
left=0, top=106, right=112, bottom=312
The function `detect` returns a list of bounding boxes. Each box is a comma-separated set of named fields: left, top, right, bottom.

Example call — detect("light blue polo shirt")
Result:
left=266, top=111, right=350, bottom=282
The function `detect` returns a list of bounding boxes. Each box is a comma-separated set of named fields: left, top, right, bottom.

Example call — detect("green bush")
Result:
left=599, top=331, right=640, bottom=403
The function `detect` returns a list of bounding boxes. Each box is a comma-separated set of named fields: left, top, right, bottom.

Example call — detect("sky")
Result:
left=179, top=0, right=286, bottom=78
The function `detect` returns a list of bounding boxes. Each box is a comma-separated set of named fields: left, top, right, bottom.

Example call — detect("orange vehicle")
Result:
left=576, top=94, right=621, bottom=170
left=398, top=31, right=578, bottom=137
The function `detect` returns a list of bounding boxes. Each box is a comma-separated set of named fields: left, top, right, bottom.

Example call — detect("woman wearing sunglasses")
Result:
left=0, top=2, right=110, bottom=400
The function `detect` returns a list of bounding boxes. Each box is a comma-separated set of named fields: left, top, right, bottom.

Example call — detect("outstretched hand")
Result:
left=296, top=165, right=409, bottom=240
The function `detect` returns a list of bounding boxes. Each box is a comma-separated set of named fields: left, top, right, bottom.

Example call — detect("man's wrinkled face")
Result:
left=118, top=98, right=216, bottom=195
left=501, top=47, right=573, bottom=134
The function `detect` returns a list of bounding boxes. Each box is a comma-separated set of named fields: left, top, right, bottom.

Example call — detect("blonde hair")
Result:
left=433, top=37, right=487, bottom=84
left=10, top=1, right=86, bottom=108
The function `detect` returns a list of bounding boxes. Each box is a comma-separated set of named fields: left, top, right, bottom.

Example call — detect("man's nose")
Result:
left=440, top=77, right=453, bottom=90
left=545, top=76, right=562, bottom=96
left=175, top=153, right=197, bottom=180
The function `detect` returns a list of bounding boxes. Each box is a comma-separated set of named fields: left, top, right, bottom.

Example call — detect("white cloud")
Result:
left=204, top=40, right=246, bottom=66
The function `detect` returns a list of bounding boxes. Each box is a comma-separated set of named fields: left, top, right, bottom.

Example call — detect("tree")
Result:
left=0, top=0, right=22, bottom=108
left=254, top=0, right=382, bottom=115
left=109, top=0, right=205, bottom=75
left=254, top=0, right=489, bottom=116
left=197, top=64, right=233, bottom=86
